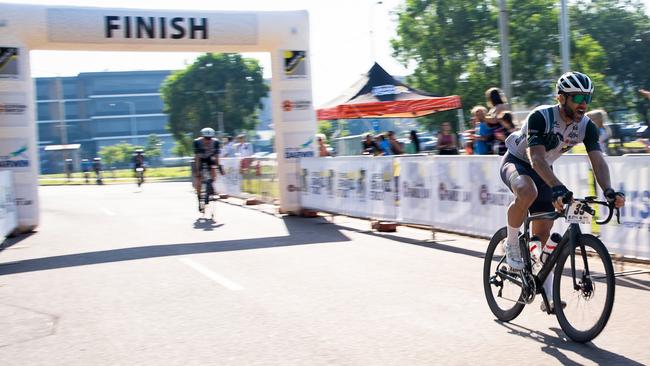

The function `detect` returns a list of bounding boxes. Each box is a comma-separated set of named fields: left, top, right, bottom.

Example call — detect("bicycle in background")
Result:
left=197, top=162, right=222, bottom=219
left=135, top=167, right=145, bottom=187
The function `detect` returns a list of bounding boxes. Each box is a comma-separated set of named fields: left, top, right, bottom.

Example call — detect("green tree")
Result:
left=98, top=145, right=119, bottom=169
left=392, top=0, right=498, bottom=127
left=99, top=142, right=138, bottom=168
left=572, top=0, right=650, bottom=122
left=145, top=134, right=163, bottom=165
left=161, top=53, right=269, bottom=142
left=317, top=120, right=335, bottom=140
left=172, top=134, right=193, bottom=157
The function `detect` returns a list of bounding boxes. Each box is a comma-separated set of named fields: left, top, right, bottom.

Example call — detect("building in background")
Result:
left=35, top=70, right=272, bottom=173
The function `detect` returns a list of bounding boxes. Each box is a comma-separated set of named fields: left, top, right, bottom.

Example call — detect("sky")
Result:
left=15, top=0, right=650, bottom=107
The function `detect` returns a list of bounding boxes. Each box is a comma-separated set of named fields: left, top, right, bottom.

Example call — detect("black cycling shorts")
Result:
left=198, top=157, right=217, bottom=168
left=499, top=152, right=554, bottom=213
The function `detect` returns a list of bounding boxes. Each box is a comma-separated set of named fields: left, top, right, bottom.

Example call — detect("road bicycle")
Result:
left=197, top=164, right=216, bottom=219
left=135, top=167, right=145, bottom=187
left=483, top=196, right=620, bottom=342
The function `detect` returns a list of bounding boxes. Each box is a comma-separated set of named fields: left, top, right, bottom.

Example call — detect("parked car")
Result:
left=419, top=135, right=438, bottom=152
left=397, top=132, right=437, bottom=152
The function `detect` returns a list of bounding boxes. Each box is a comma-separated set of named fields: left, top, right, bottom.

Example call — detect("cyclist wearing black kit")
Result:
left=193, top=127, right=220, bottom=211
left=499, top=71, right=625, bottom=312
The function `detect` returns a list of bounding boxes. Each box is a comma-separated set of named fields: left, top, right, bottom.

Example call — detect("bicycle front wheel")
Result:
left=483, top=227, right=525, bottom=322
left=553, top=234, right=615, bottom=343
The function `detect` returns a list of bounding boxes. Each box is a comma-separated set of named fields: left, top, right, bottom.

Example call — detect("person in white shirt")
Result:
left=220, top=136, right=235, bottom=158
left=236, top=134, right=254, bottom=175
left=235, top=134, right=254, bottom=157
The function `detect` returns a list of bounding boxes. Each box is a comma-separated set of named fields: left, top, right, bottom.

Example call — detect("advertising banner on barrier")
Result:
left=333, top=157, right=370, bottom=217
left=300, top=157, right=335, bottom=213
left=368, top=157, right=396, bottom=221
left=600, top=156, right=650, bottom=260
left=0, top=171, right=17, bottom=241
left=397, top=156, right=434, bottom=225
left=470, top=157, right=513, bottom=235
left=216, top=158, right=242, bottom=197
left=430, top=157, right=476, bottom=234
left=297, top=154, right=649, bottom=260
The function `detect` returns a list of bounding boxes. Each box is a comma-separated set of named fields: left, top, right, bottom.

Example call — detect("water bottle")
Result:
left=529, top=235, right=542, bottom=272
left=541, top=233, right=562, bottom=264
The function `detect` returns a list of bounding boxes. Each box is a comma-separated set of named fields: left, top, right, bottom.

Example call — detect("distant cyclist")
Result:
left=193, top=127, right=221, bottom=211
left=500, top=71, right=625, bottom=311
left=133, top=148, right=146, bottom=187
left=92, top=157, right=103, bottom=185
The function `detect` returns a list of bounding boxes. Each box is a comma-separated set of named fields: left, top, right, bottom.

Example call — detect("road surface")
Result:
left=1, top=182, right=649, bottom=365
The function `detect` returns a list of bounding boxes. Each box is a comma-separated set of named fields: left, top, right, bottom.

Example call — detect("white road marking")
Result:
left=100, top=207, right=116, bottom=216
left=179, top=257, right=244, bottom=291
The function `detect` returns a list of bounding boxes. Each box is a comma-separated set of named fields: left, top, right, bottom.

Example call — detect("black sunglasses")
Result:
left=566, top=93, right=592, bottom=104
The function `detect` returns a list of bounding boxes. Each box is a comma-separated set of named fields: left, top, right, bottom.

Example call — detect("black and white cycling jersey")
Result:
left=504, top=104, right=601, bottom=165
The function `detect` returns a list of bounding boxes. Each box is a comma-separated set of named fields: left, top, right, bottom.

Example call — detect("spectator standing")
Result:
left=235, top=134, right=254, bottom=175
left=484, top=87, right=510, bottom=123
left=472, top=105, right=494, bottom=155
left=235, top=134, right=254, bottom=157
left=378, top=133, right=391, bottom=155
left=220, top=136, right=235, bottom=157
left=387, top=131, right=404, bottom=155
left=405, top=130, right=421, bottom=154
left=437, top=122, right=459, bottom=155
left=494, top=111, right=517, bottom=155
left=585, top=109, right=611, bottom=154
left=317, top=134, right=330, bottom=157
left=361, top=133, right=380, bottom=155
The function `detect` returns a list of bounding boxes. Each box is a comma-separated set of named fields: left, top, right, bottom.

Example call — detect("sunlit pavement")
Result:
left=1, top=182, right=649, bottom=365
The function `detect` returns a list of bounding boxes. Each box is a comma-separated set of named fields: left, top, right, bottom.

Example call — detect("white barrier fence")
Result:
left=0, top=171, right=18, bottom=242
left=299, top=155, right=650, bottom=260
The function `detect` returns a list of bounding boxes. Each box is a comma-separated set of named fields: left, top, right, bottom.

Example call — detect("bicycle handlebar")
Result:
left=565, top=197, right=620, bottom=225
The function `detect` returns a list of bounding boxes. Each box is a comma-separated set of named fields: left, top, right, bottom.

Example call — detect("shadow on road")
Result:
left=496, top=320, right=644, bottom=365
left=0, top=232, right=36, bottom=252
left=0, top=216, right=350, bottom=276
left=193, top=218, right=224, bottom=231
left=316, top=221, right=486, bottom=259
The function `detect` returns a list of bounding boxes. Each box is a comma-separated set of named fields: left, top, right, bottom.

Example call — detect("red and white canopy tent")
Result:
left=316, top=63, right=462, bottom=120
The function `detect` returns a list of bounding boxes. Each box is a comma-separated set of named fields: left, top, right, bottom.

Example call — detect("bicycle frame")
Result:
left=523, top=213, right=584, bottom=293
left=509, top=197, right=617, bottom=306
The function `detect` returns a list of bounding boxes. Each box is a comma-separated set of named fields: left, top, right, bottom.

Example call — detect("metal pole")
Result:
left=217, top=111, right=224, bottom=138
left=559, top=0, right=570, bottom=72
left=498, top=0, right=512, bottom=101
left=56, top=77, right=69, bottom=175
left=127, top=101, right=137, bottom=144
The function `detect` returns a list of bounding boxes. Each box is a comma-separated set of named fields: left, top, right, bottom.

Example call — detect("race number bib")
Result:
left=566, top=201, right=592, bottom=224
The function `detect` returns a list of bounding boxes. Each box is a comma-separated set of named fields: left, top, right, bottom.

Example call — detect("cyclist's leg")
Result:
left=209, top=164, right=217, bottom=194
left=528, top=183, right=561, bottom=311
left=500, top=154, right=539, bottom=269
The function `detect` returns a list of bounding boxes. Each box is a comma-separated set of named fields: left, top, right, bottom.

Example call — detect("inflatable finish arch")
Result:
left=0, top=3, right=317, bottom=230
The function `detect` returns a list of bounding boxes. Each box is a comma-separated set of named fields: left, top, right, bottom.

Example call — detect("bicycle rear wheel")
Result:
left=553, top=234, right=615, bottom=343
left=483, top=227, right=525, bottom=322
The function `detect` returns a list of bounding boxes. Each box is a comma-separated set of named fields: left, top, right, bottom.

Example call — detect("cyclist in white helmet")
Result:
left=499, top=71, right=625, bottom=312
left=193, top=127, right=221, bottom=211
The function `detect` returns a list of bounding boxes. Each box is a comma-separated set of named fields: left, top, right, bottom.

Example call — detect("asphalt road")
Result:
left=1, top=182, right=649, bottom=365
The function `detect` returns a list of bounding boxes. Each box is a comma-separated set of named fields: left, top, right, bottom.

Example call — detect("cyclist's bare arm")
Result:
left=587, top=150, right=612, bottom=192
left=528, top=145, right=567, bottom=211
left=527, top=145, right=563, bottom=188
left=587, top=150, right=626, bottom=208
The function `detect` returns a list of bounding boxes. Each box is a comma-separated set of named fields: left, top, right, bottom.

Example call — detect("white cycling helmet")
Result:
left=556, top=71, right=594, bottom=95
left=200, top=127, right=216, bottom=137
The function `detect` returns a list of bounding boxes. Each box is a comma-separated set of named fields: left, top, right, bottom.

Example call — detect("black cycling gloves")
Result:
left=604, top=188, right=625, bottom=204
left=552, top=185, right=573, bottom=204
